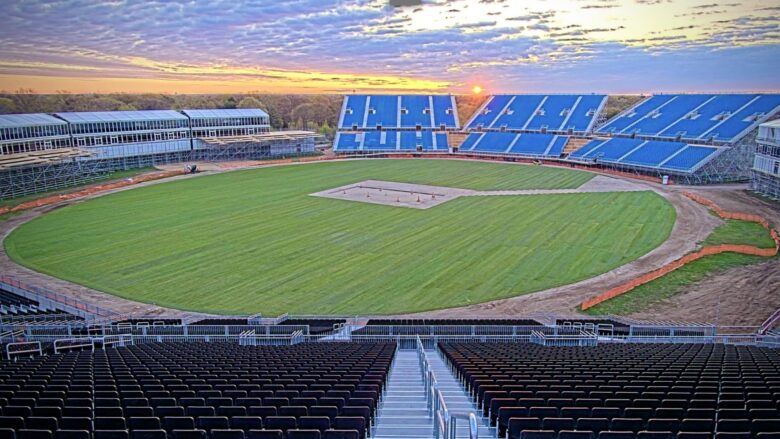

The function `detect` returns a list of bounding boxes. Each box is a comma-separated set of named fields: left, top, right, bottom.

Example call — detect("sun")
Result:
left=472, top=85, right=483, bottom=94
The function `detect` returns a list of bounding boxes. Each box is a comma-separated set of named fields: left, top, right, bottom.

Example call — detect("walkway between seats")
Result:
left=426, top=349, right=495, bottom=439
left=373, top=349, right=494, bottom=439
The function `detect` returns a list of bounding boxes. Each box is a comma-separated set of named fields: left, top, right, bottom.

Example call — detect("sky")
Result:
left=0, top=0, right=778, bottom=94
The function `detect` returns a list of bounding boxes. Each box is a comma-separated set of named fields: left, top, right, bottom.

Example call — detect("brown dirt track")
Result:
left=1, top=159, right=777, bottom=325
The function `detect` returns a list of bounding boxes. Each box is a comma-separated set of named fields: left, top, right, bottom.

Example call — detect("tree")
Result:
left=222, top=96, right=238, bottom=109
left=13, top=88, right=42, bottom=113
left=0, top=97, right=17, bottom=114
left=237, top=96, right=268, bottom=111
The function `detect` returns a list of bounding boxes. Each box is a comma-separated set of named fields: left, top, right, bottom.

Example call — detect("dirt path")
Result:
left=623, top=184, right=780, bottom=327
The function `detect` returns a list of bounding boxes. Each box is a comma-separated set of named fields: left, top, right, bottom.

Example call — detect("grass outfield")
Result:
left=6, top=159, right=676, bottom=315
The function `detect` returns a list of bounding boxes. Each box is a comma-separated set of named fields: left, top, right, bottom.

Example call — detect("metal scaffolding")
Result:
left=0, top=132, right=317, bottom=200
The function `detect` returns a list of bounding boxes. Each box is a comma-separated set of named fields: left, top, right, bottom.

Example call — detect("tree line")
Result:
left=0, top=90, right=344, bottom=138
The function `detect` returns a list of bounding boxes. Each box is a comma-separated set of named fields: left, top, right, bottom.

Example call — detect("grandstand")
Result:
left=334, top=95, right=457, bottom=153
left=564, top=94, right=780, bottom=183
left=338, top=95, right=458, bottom=130
left=182, top=109, right=271, bottom=138
left=0, top=303, right=778, bottom=439
left=465, top=94, right=607, bottom=134
left=55, top=111, right=192, bottom=159
left=0, top=114, right=71, bottom=156
left=596, top=94, right=780, bottom=143
left=456, top=94, right=606, bottom=160
left=0, top=109, right=316, bottom=200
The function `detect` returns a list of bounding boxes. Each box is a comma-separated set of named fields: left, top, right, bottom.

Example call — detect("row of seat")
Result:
left=505, top=415, right=780, bottom=436
left=438, top=342, right=780, bottom=437
left=0, top=343, right=394, bottom=439
left=507, top=430, right=780, bottom=438
left=0, top=428, right=360, bottom=439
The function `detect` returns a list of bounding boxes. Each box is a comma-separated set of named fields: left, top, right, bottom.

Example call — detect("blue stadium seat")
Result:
left=469, top=95, right=605, bottom=133
left=597, top=94, right=780, bottom=143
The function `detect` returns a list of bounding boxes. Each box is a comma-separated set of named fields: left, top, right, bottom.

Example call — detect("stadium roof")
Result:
left=54, top=110, right=188, bottom=123
left=761, top=119, right=780, bottom=129
left=181, top=108, right=269, bottom=118
left=0, top=113, right=67, bottom=129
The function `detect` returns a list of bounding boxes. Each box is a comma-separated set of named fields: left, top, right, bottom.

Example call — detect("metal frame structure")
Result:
left=183, top=109, right=271, bottom=138
left=0, top=114, right=71, bottom=155
left=0, top=132, right=317, bottom=199
left=751, top=119, right=780, bottom=199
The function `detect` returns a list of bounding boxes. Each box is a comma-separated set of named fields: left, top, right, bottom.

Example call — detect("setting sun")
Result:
left=472, top=85, right=483, bottom=94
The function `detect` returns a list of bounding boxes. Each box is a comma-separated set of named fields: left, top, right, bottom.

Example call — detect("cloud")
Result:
left=0, top=0, right=777, bottom=94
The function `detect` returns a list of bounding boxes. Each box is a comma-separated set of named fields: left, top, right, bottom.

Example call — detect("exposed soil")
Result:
left=624, top=184, right=780, bottom=327
left=628, top=258, right=780, bottom=328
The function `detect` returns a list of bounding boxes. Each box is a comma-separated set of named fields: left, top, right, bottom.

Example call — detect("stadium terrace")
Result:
left=1, top=91, right=780, bottom=439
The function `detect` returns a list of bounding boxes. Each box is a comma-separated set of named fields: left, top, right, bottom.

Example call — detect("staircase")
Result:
left=374, top=350, right=432, bottom=439
left=374, top=348, right=493, bottom=439
left=426, top=350, right=494, bottom=439
left=563, top=136, right=593, bottom=155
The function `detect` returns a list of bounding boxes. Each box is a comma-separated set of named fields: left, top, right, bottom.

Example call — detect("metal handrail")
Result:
left=53, top=337, right=94, bottom=354
left=5, top=341, right=42, bottom=360
left=416, top=335, right=479, bottom=439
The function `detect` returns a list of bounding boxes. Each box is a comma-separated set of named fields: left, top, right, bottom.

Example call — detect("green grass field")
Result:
left=583, top=218, right=776, bottom=315
left=5, top=159, right=676, bottom=315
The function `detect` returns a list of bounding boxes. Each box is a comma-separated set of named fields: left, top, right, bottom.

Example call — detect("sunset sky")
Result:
left=0, top=0, right=778, bottom=94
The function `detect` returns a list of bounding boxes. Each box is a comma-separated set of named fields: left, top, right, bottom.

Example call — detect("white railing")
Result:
left=5, top=340, right=42, bottom=360
left=53, top=337, right=94, bottom=354
left=760, top=308, right=780, bottom=335
left=530, top=330, right=598, bottom=347
left=416, top=336, right=479, bottom=439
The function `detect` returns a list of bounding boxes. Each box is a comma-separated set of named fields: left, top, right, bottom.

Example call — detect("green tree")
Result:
left=0, top=97, right=17, bottom=114
left=222, top=96, right=238, bottom=109
left=237, top=96, right=268, bottom=111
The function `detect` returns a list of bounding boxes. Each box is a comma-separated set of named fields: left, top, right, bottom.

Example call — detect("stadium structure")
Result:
left=1, top=92, right=780, bottom=439
left=334, top=95, right=459, bottom=152
left=0, top=109, right=315, bottom=199
left=752, top=119, right=780, bottom=199
left=334, top=93, right=780, bottom=185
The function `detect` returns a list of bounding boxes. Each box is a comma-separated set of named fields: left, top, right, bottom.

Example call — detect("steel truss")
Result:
left=0, top=137, right=316, bottom=200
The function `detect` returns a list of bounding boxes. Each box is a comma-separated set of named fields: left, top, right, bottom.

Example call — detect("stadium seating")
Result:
left=567, top=138, right=720, bottom=173
left=338, top=95, right=458, bottom=130
left=439, top=342, right=780, bottom=438
left=333, top=131, right=449, bottom=152
left=596, top=94, right=780, bottom=143
left=0, top=288, right=82, bottom=322
left=0, top=342, right=394, bottom=439
left=459, top=132, right=568, bottom=158
left=466, top=95, right=606, bottom=133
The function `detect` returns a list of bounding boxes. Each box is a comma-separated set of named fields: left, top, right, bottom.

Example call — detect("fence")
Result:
left=530, top=330, right=599, bottom=347
left=581, top=194, right=780, bottom=311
